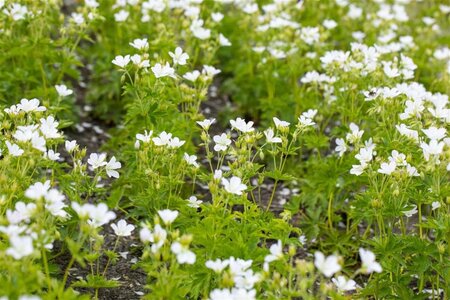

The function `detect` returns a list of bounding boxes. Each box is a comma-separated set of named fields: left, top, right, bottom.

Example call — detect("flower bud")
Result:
left=288, top=245, right=296, bottom=257
left=437, top=242, right=446, bottom=255
left=371, top=198, right=382, bottom=208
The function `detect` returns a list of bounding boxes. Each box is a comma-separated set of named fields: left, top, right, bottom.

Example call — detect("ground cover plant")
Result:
left=0, top=0, right=449, bottom=299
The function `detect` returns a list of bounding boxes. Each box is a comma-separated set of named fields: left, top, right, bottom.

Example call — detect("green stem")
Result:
left=102, top=237, right=120, bottom=277
left=42, top=248, right=52, bottom=292
left=266, top=179, right=278, bottom=212
left=327, top=192, right=334, bottom=229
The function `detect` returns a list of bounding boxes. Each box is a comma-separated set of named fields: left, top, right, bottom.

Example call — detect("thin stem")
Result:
left=42, top=248, right=52, bottom=292
left=102, top=237, right=120, bottom=277
left=266, top=179, right=278, bottom=212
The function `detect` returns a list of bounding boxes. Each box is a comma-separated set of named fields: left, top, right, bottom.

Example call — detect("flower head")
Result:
left=112, top=55, right=131, bottom=68
left=6, top=235, right=34, bottom=260
left=129, top=38, right=148, bottom=50
left=222, top=176, right=247, bottom=195
left=359, top=248, right=382, bottom=274
left=106, top=156, right=121, bottom=178
left=111, top=219, right=135, bottom=237
left=169, top=47, right=189, bottom=65
left=55, top=84, right=73, bottom=97
left=230, top=118, right=254, bottom=133
left=213, top=133, right=231, bottom=152
left=314, top=251, right=341, bottom=277
left=158, top=209, right=179, bottom=225
left=171, top=241, right=196, bottom=264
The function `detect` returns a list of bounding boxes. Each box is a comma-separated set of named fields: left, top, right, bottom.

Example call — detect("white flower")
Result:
left=209, top=288, right=232, bottom=300
left=213, top=133, right=231, bottom=152
left=431, top=201, right=441, bottom=210
left=197, top=118, right=215, bottom=130
left=359, top=248, right=382, bottom=274
left=264, top=240, right=283, bottom=263
left=71, top=12, right=84, bottom=25
left=406, top=164, right=419, bottom=177
left=228, top=257, right=253, bottom=276
left=350, top=164, right=366, bottom=176
left=219, top=34, right=231, bottom=46
left=65, top=140, right=77, bottom=152
left=314, top=251, right=341, bottom=277
left=114, top=10, right=129, bottom=22
left=231, top=288, right=256, bottom=300
left=346, top=123, right=363, bottom=143
left=202, top=65, right=221, bottom=78
left=5, top=141, right=24, bottom=157
left=7, top=202, right=36, bottom=224
left=335, top=138, right=347, bottom=157
left=298, top=115, right=315, bottom=127
left=169, top=47, right=189, bottom=65
left=234, top=270, right=261, bottom=290
left=152, top=62, right=176, bottom=78
left=243, top=3, right=258, bottom=13
left=111, top=219, right=135, bottom=237
left=17, top=98, right=46, bottom=113
left=389, top=150, right=406, bottom=166
left=362, top=87, right=381, bottom=101
left=355, top=147, right=374, bottom=165
left=44, top=189, right=68, bottom=219
left=264, top=128, right=282, bottom=143
left=171, top=242, right=196, bottom=264
left=422, top=127, right=447, bottom=141
left=14, top=125, right=38, bottom=142
left=136, top=131, right=149, bottom=148
left=40, top=116, right=60, bottom=139
left=112, top=55, right=131, bottom=68
left=190, top=19, right=211, bottom=40
left=87, top=153, right=107, bottom=169
left=86, top=203, right=116, bottom=227
left=214, top=170, right=223, bottom=180
left=402, top=205, right=418, bottom=218
left=140, top=224, right=167, bottom=253
left=221, top=176, right=247, bottom=195
left=378, top=161, right=396, bottom=175
left=158, top=209, right=178, bottom=225
left=4, top=3, right=28, bottom=20
left=168, top=137, right=185, bottom=148
left=186, top=196, right=202, bottom=208
left=30, top=135, right=47, bottom=152
left=300, top=26, right=320, bottom=45
left=71, top=202, right=91, bottom=218
left=55, top=84, right=73, bottom=97
left=184, top=153, right=199, bottom=168
left=152, top=131, right=172, bottom=146
left=420, top=140, right=444, bottom=161
left=396, top=124, right=419, bottom=141
left=106, top=156, right=121, bottom=178
left=130, top=54, right=150, bottom=68
left=85, top=0, right=99, bottom=8
left=183, top=70, right=201, bottom=82
left=45, top=150, right=60, bottom=161
left=25, top=181, right=51, bottom=200
left=129, top=38, right=148, bottom=50
left=211, top=12, right=224, bottom=22
left=332, top=276, right=357, bottom=292
left=299, top=235, right=307, bottom=244
left=323, top=19, right=337, bottom=29
left=273, top=117, right=290, bottom=128
left=4, top=104, right=20, bottom=115
left=206, top=258, right=229, bottom=273
left=230, top=118, right=254, bottom=133
left=6, top=235, right=34, bottom=260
